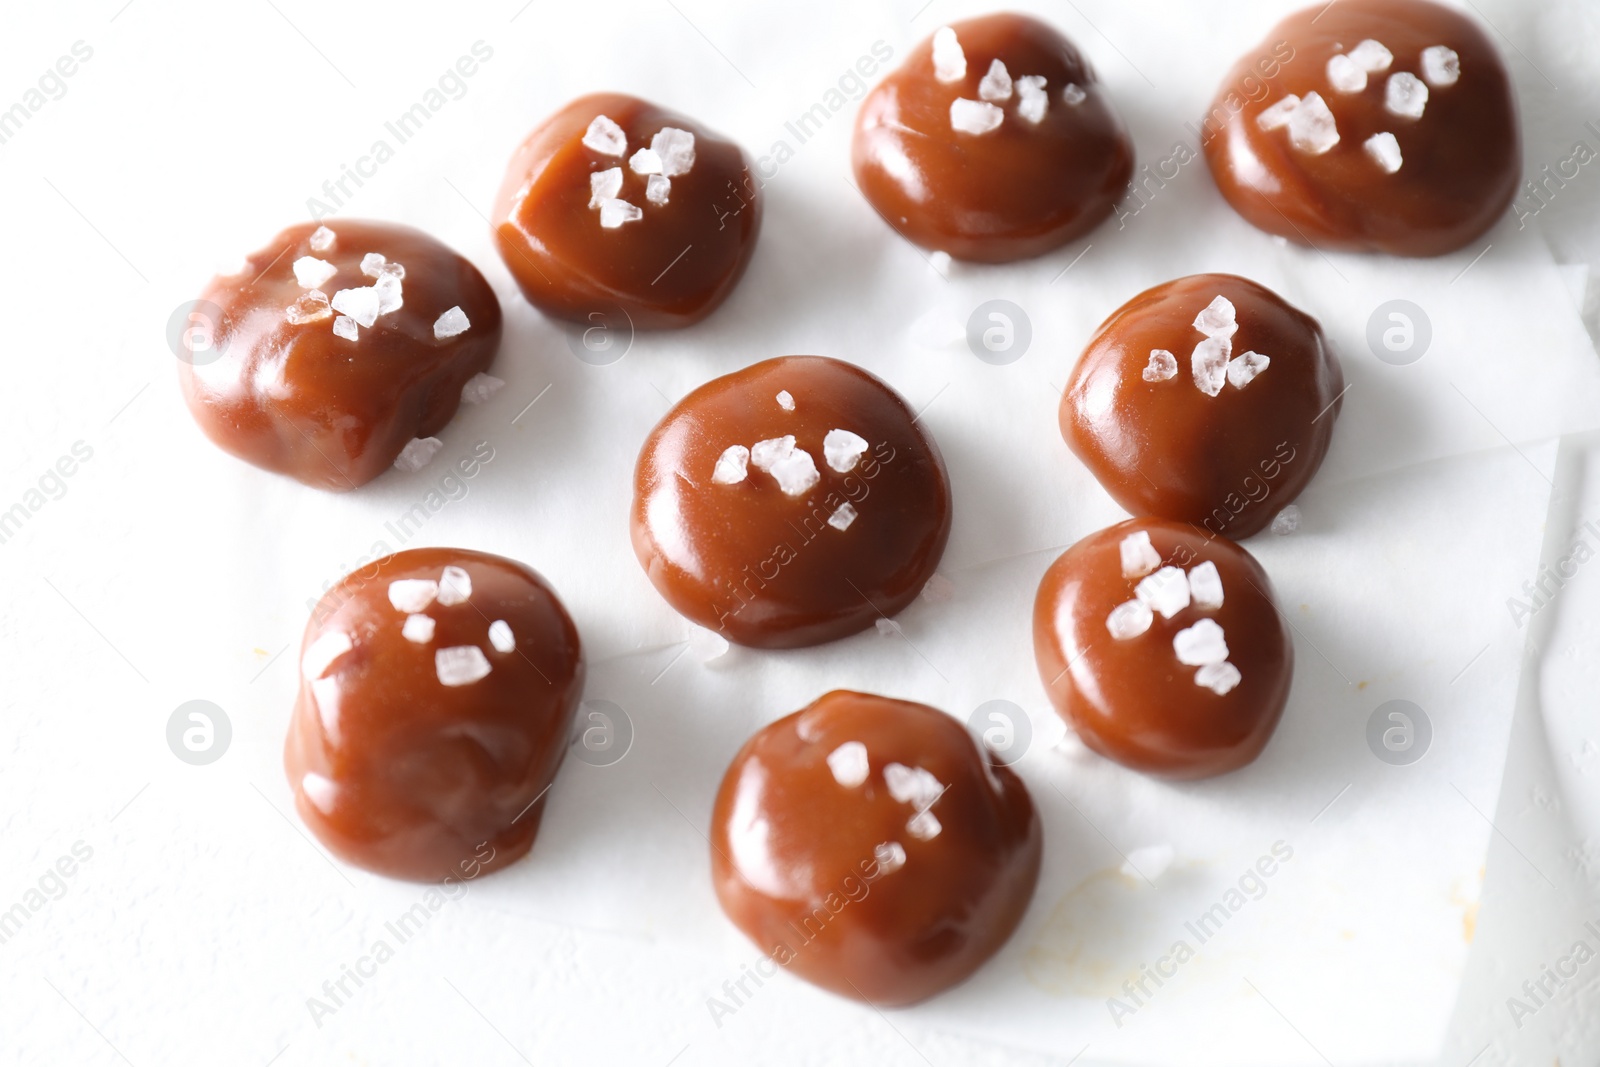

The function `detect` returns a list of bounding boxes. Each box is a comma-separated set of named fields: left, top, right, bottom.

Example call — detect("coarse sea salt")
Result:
left=1386, top=72, right=1428, bottom=119
left=828, top=502, right=858, bottom=531
left=921, top=573, right=954, bottom=603
left=437, top=565, right=472, bottom=606
left=393, top=437, right=443, bottom=473
left=1120, top=530, right=1161, bottom=579
left=1196, top=660, right=1242, bottom=695
left=1193, top=295, right=1238, bottom=339
left=293, top=256, right=338, bottom=289
left=776, top=390, right=795, bottom=411
left=361, top=253, right=404, bottom=281
left=460, top=373, right=504, bottom=405
left=1191, top=336, right=1231, bottom=397
left=435, top=645, right=491, bottom=687
left=1227, top=351, right=1271, bottom=388
left=1348, top=39, right=1393, bottom=73
left=951, top=98, right=1004, bottom=135
left=646, top=175, right=671, bottom=205
left=301, top=631, right=353, bottom=680
left=1187, top=560, right=1224, bottom=609
left=1173, top=618, right=1229, bottom=666
left=1271, top=504, right=1302, bottom=535
left=751, top=435, right=820, bottom=495
left=401, top=614, right=435, bottom=644
left=629, top=148, right=664, bottom=175
left=1143, top=349, right=1178, bottom=382
left=884, top=762, right=944, bottom=809
left=875, top=841, right=907, bottom=874
left=1327, top=53, right=1367, bottom=93
left=1289, top=91, right=1340, bottom=154
left=711, top=444, right=750, bottom=484
left=823, top=428, right=869, bottom=472
left=308, top=225, right=336, bottom=252
left=1016, top=74, right=1048, bottom=123
left=907, top=810, right=942, bottom=840
left=332, top=316, right=359, bottom=341
left=1256, top=94, right=1301, bottom=131
left=1420, top=45, right=1459, bottom=87
left=1136, top=566, right=1191, bottom=619
left=286, top=289, right=332, bottom=325
left=488, top=619, right=515, bottom=653
left=932, top=26, right=966, bottom=83
left=827, top=741, right=870, bottom=788
left=751, top=436, right=796, bottom=471
left=589, top=167, right=623, bottom=207
left=434, top=306, right=470, bottom=340
left=1364, top=130, right=1403, bottom=173
left=388, top=578, right=439, bottom=613
left=1106, top=599, right=1153, bottom=640
left=331, top=286, right=381, bottom=328
left=583, top=114, right=627, bottom=156
left=374, top=275, right=403, bottom=315
left=598, top=198, right=643, bottom=229
left=875, top=617, right=901, bottom=637
left=978, top=59, right=1013, bottom=102
left=1062, top=82, right=1087, bottom=106
left=651, top=127, right=696, bottom=176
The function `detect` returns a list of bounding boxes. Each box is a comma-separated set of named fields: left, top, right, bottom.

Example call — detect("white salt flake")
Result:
left=437, top=565, right=472, bottom=606
left=920, top=573, right=954, bottom=603
left=1227, top=351, right=1271, bottom=388
left=1195, top=660, right=1242, bottom=695
left=1143, top=349, right=1178, bottom=382
left=823, top=428, right=869, bottom=472
left=388, top=578, right=439, bottom=613
left=1327, top=53, right=1367, bottom=93
left=1120, top=530, right=1161, bottom=579
left=433, top=306, right=471, bottom=340
left=951, top=98, right=1004, bottom=135
left=374, top=274, right=403, bottom=315
left=827, top=741, right=870, bottom=788
left=308, top=225, right=336, bottom=252
left=331, top=286, right=380, bottom=328
left=1256, top=94, right=1301, bottom=131
left=1123, top=844, right=1176, bottom=881
left=1420, top=45, right=1460, bottom=87
left=646, top=174, right=671, bottom=205
left=770, top=448, right=820, bottom=496
left=931, top=26, right=966, bottom=83
left=874, top=841, right=907, bottom=875
left=401, top=614, right=435, bottom=644
left=301, top=631, right=353, bottom=680
left=650, top=127, right=696, bottom=176
left=1348, top=39, right=1393, bottom=73
left=435, top=645, right=491, bottom=687
left=598, top=198, right=643, bottom=229
left=460, top=373, right=504, bottom=405
left=629, top=147, right=664, bottom=175
left=1062, top=82, right=1087, bottom=106
left=360, top=252, right=404, bottom=281
left=978, top=59, right=1013, bottom=102
left=293, top=256, right=337, bottom=289
left=1173, top=618, right=1229, bottom=666
left=1271, top=504, right=1302, bottom=535
left=875, top=617, right=901, bottom=637
left=828, top=502, right=858, bottom=531
left=906, top=810, right=942, bottom=840
left=1191, top=336, right=1232, bottom=397
left=286, top=289, right=332, bottom=325
left=332, top=316, right=359, bottom=341
left=589, top=166, right=623, bottom=207
left=1136, top=566, right=1191, bottom=619
left=884, top=762, right=944, bottom=808
left=1106, top=599, right=1153, bottom=640
left=711, top=444, right=750, bottom=485
left=1385, top=72, right=1428, bottom=119
left=1288, top=91, right=1340, bottom=154
left=1187, top=560, right=1224, bottom=610
left=487, top=619, right=516, bottom=653
left=750, top=436, right=797, bottom=472
left=776, top=390, right=795, bottom=411
left=393, top=437, right=443, bottom=473
left=1016, top=74, right=1048, bottom=123
left=1193, top=295, right=1238, bottom=339
left=582, top=114, right=627, bottom=156
left=1364, top=130, right=1403, bottom=173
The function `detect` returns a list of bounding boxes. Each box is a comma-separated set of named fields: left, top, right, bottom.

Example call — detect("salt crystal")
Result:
left=650, top=127, right=696, bottom=176
left=931, top=26, right=966, bottom=83
left=460, top=373, right=505, bottom=405
left=286, top=289, right=332, bottom=325
left=1420, top=45, right=1459, bottom=87
left=978, top=59, right=1013, bottom=102
left=690, top=627, right=730, bottom=663
left=331, top=286, right=380, bottom=328
left=1385, top=72, right=1428, bottom=119
left=293, top=256, right=337, bottom=289
left=374, top=274, right=403, bottom=315
left=646, top=174, right=671, bottom=205
left=1271, top=504, right=1302, bottom=535
left=1143, top=349, right=1178, bottom=382
left=1016, top=74, right=1048, bottom=123
left=1062, top=82, right=1087, bottom=106
left=301, top=631, right=353, bottom=680
left=1120, top=530, right=1161, bottom=579
left=711, top=444, right=750, bottom=484
left=1288, top=91, right=1340, bottom=154
left=1195, top=661, right=1242, bottom=695
left=435, top=645, right=491, bottom=687
left=928, top=251, right=952, bottom=275
left=1364, top=130, right=1403, bottom=173
left=393, top=437, right=443, bottom=473
left=1191, top=336, right=1232, bottom=397
left=776, top=390, right=795, bottom=411
left=884, top=762, right=944, bottom=808
left=1348, top=38, right=1393, bottom=72
left=921, top=573, right=954, bottom=603
left=1256, top=94, right=1301, bottom=131
left=433, top=306, right=471, bottom=340
left=1136, top=566, right=1190, bottom=619
left=437, top=565, right=472, bottom=606
left=875, top=617, right=901, bottom=637
left=488, top=619, right=515, bottom=653
left=1106, top=599, right=1153, bottom=640
left=582, top=114, right=627, bottom=156
left=332, top=316, right=359, bottom=341
left=907, top=810, right=942, bottom=840
left=950, top=98, right=1004, bottom=135
left=388, top=578, right=439, bottom=613
left=1227, top=351, right=1271, bottom=388
left=629, top=147, right=664, bottom=175
left=770, top=448, right=820, bottom=496
left=827, top=741, right=870, bottom=787
left=598, top=198, right=643, bottom=229
left=823, top=428, right=869, bottom=472
left=402, top=614, right=435, bottom=644
left=589, top=166, right=623, bottom=207
left=1173, top=618, right=1229, bottom=666
left=1123, top=844, right=1175, bottom=881
left=1193, top=295, right=1237, bottom=339
left=874, top=841, right=907, bottom=875
left=750, top=436, right=796, bottom=472
left=828, top=502, right=858, bottom=531
left=361, top=252, right=404, bottom=281
left=1187, top=560, right=1224, bottom=609
left=1327, top=52, right=1367, bottom=93
left=308, top=225, right=336, bottom=252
